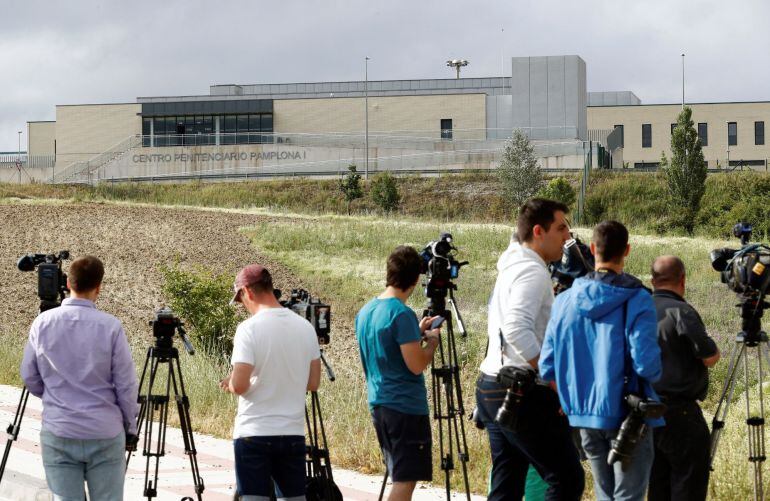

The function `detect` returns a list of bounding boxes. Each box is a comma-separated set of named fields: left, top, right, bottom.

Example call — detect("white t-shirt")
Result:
left=231, top=308, right=320, bottom=438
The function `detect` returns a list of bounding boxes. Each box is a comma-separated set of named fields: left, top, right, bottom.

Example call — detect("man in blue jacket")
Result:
left=540, top=221, right=662, bottom=501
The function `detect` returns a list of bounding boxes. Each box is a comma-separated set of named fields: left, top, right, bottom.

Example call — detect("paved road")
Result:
left=0, top=385, right=482, bottom=500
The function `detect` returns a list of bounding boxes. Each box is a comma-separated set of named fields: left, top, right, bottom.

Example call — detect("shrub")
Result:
left=370, top=171, right=401, bottom=213
left=339, top=164, right=363, bottom=215
left=160, top=264, right=244, bottom=362
left=539, top=177, right=576, bottom=208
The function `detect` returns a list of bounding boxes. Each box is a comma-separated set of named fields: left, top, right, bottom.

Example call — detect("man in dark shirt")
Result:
left=648, top=255, right=721, bottom=501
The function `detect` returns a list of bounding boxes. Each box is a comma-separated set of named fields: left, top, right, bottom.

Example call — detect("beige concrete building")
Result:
left=588, top=102, right=770, bottom=169
left=21, top=54, right=770, bottom=184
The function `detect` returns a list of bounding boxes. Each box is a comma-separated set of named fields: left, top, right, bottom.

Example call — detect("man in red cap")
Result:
left=220, top=264, right=321, bottom=501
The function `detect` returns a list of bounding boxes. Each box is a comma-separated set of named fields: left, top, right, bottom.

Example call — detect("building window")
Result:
left=756, top=121, right=765, bottom=146
left=142, top=118, right=152, bottom=147
left=728, top=122, right=737, bottom=146
left=642, top=124, right=652, bottom=148
left=142, top=113, right=273, bottom=147
left=698, top=123, right=708, bottom=146
left=671, top=123, right=677, bottom=135
left=614, top=124, right=624, bottom=148
left=441, top=119, right=453, bottom=140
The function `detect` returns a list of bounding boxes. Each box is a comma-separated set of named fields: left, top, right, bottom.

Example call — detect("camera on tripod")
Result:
left=710, top=222, right=770, bottom=297
left=17, top=251, right=71, bottom=310
left=275, top=289, right=331, bottom=345
left=494, top=366, right=537, bottom=431
left=607, top=394, right=667, bottom=471
left=149, top=307, right=195, bottom=355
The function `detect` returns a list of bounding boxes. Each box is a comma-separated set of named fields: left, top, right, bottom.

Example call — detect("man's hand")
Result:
left=219, top=374, right=232, bottom=393
left=125, top=433, right=139, bottom=452
left=423, top=328, right=440, bottom=347
left=419, top=315, right=440, bottom=334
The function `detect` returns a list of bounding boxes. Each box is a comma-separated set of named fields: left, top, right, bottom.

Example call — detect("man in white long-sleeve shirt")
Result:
left=475, top=198, right=584, bottom=501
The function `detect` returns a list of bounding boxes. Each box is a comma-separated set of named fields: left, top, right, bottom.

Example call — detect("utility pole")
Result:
left=365, top=56, right=369, bottom=180
left=17, top=131, right=22, bottom=184
left=681, top=53, right=685, bottom=110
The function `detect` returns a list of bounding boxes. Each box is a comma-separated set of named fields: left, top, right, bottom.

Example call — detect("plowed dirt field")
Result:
left=0, top=201, right=305, bottom=343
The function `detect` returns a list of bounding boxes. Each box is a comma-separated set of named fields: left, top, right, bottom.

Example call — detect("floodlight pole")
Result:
left=446, top=59, right=469, bottom=79
left=365, top=56, right=370, bottom=181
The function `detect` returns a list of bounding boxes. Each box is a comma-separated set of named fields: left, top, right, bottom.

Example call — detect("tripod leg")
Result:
left=142, top=356, right=166, bottom=499
left=745, top=343, right=766, bottom=501
left=171, top=355, right=204, bottom=500
left=127, top=347, right=153, bottom=470
left=0, top=386, right=30, bottom=484
left=378, top=470, right=389, bottom=501
left=710, top=342, right=745, bottom=467
left=445, top=319, right=471, bottom=501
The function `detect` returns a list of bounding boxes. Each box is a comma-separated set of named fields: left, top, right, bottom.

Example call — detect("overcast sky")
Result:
left=1, top=0, right=768, bottom=151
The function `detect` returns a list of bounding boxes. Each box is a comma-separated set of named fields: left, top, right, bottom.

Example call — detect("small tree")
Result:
left=497, top=129, right=544, bottom=210
left=370, top=171, right=400, bottom=213
left=339, top=164, right=363, bottom=215
left=661, top=106, right=707, bottom=233
left=539, top=177, right=576, bottom=208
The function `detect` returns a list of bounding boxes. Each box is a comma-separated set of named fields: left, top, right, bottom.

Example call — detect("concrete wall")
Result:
left=588, top=91, right=641, bottom=106
left=273, top=94, right=486, bottom=139
left=55, top=103, right=141, bottom=168
left=27, top=122, right=56, bottom=156
left=511, top=55, right=587, bottom=140
left=588, top=102, right=770, bottom=167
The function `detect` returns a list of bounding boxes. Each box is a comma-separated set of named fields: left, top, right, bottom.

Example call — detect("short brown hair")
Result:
left=68, top=256, right=105, bottom=293
left=386, top=246, right=422, bottom=291
left=516, top=198, right=569, bottom=242
left=592, top=221, right=629, bottom=263
left=651, top=256, right=686, bottom=287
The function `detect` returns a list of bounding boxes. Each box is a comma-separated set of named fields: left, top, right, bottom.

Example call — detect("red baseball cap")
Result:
left=230, top=264, right=271, bottom=305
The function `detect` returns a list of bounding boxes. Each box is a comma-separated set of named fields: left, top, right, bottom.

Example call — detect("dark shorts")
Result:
left=233, top=435, right=306, bottom=499
left=371, top=406, right=432, bottom=482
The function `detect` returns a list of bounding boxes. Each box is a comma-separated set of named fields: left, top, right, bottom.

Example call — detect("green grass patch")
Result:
left=240, top=214, right=754, bottom=497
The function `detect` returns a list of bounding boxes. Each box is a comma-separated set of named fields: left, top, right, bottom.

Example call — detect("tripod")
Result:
left=127, top=328, right=204, bottom=501
left=269, top=350, right=341, bottom=501
left=305, top=352, right=341, bottom=500
left=0, top=298, right=62, bottom=486
left=710, top=299, right=770, bottom=501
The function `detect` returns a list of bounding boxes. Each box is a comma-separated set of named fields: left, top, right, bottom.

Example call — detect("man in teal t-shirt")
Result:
left=356, top=245, right=441, bottom=501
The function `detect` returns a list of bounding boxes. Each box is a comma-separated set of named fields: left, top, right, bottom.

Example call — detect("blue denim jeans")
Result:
left=234, top=435, right=306, bottom=501
left=475, top=376, right=584, bottom=501
left=580, top=427, right=654, bottom=501
left=40, top=429, right=126, bottom=501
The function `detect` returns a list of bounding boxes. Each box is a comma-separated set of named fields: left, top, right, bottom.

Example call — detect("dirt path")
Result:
left=0, top=201, right=303, bottom=343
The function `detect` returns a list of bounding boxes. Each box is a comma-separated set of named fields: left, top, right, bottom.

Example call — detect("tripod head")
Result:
left=149, top=307, right=195, bottom=355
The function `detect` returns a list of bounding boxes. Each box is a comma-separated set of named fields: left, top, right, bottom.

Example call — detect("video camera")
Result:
left=710, top=222, right=770, bottom=297
left=420, top=233, right=466, bottom=282
left=550, top=235, right=594, bottom=295
left=494, top=366, right=537, bottom=432
left=608, top=394, right=667, bottom=471
left=17, top=251, right=71, bottom=311
left=275, top=289, right=331, bottom=345
left=149, top=307, right=195, bottom=355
